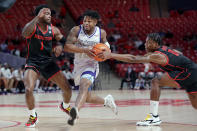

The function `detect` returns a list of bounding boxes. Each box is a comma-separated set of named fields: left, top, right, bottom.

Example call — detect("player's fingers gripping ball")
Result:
left=92, top=43, right=111, bottom=61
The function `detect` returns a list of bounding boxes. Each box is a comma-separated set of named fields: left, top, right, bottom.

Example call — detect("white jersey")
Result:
left=74, top=25, right=101, bottom=63
left=73, top=25, right=101, bottom=86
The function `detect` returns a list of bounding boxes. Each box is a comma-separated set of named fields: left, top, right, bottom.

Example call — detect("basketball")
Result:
left=92, top=43, right=111, bottom=62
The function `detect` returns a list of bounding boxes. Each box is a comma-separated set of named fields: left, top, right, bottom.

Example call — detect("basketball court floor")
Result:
left=0, top=89, right=196, bottom=131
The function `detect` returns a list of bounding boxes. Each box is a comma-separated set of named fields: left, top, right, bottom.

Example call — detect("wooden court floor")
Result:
left=0, top=90, right=196, bottom=131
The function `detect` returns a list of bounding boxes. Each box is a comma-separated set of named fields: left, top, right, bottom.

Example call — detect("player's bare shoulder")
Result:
left=100, top=29, right=108, bottom=44
left=70, top=26, right=81, bottom=36
left=51, top=25, right=60, bottom=35
left=100, top=29, right=107, bottom=36
left=149, top=52, right=167, bottom=65
left=66, top=26, right=81, bottom=44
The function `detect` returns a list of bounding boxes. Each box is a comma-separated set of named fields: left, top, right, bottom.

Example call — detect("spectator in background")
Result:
left=158, top=30, right=166, bottom=38
left=129, top=4, right=139, bottom=12
left=108, top=33, right=116, bottom=43
left=114, top=10, right=119, bottom=18
left=110, top=43, right=117, bottom=53
left=62, top=68, right=74, bottom=89
left=165, top=30, right=173, bottom=38
left=124, top=42, right=134, bottom=53
left=59, top=6, right=66, bottom=19
left=144, top=63, right=152, bottom=74
left=193, top=40, right=197, bottom=50
left=143, top=63, right=154, bottom=89
left=11, top=47, right=20, bottom=56
left=119, top=66, right=136, bottom=90
left=107, top=19, right=115, bottom=28
left=134, top=74, right=145, bottom=90
left=16, top=23, right=22, bottom=32
left=112, top=30, right=122, bottom=42
left=1, top=64, right=13, bottom=93
left=183, top=32, right=194, bottom=41
left=7, top=41, right=15, bottom=52
left=16, top=66, right=25, bottom=93
left=134, top=37, right=143, bottom=49
left=106, top=11, right=115, bottom=19
left=0, top=39, right=8, bottom=52
left=115, top=20, right=122, bottom=28
left=12, top=67, right=23, bottom=89
left=0, top=64, right=5, bottom=93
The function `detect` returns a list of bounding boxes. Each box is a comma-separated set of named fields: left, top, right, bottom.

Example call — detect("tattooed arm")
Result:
left=22, top=8, right=48, bottom=38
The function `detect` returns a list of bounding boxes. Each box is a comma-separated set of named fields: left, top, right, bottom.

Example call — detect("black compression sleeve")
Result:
left=59, top=36, right=66, bottom=46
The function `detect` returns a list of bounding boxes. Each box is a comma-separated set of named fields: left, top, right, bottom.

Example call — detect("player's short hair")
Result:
left=83, top=10, right=100, bottom=20
left=34, top=4, right=50, bottom=16
left=147, top=33, right=162, bottom=46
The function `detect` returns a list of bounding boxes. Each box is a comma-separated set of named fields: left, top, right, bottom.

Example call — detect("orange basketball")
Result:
left=92, top=43, right=111, bottom=62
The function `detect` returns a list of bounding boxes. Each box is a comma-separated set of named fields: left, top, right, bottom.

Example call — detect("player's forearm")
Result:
left=22, top=16, right=39, bottom=38
left=110, top=53, right=136, bottom=63
left=64, top=44, right=86, bottom=53
left=110, top=53, right=149, bottom=63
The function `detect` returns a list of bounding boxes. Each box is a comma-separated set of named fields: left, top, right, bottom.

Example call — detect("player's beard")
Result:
left=85, top=26, right=95, bottom=34
left=44, top=20, right=51, bottom=25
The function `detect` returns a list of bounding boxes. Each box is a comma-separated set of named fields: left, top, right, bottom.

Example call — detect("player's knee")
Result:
left=151, top=78, right=159, bottom=86
left=79, top=80, right=92, bottom=92
left=58, top=79, right=71, bottom=91
left=25, top=87, right=34, bottom=93
left=24, top=81, right=34, bottom=93
left=81, top=81, right=91, bottom=89
left=191, top=103, right=197, bottom=109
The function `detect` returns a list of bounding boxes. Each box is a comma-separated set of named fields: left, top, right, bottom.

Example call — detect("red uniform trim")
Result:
left=166, top=72, right=182, bottom=88
left=48, top=70, right=61, bottom=82
left=173, top=71, right=184, bottom=80
left=51, top=24, right=54, bottom=38
left=37, top=24, right=48, bottom=34
left=154, top=51, right=169, bottom=66
left=26, top=40, right=29, bottom=59
left=34, top=34, right=52, bottom=41
left=167, top=63, right=185, bottom=70
left=26, top=25, right=37, bottom=39
left=175, top=73, right=191, bottom=81
left=188, top=91, right=197, bottom=94
left=25, top=65, right=39, bottom=73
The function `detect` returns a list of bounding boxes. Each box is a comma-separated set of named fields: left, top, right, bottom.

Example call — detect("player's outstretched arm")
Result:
left=102, top=51, right=167, bottom=65
left=22, top=8, right=48, bottom=38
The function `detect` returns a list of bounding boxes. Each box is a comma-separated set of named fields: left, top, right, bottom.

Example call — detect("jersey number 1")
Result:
left=40, top=41, right=44, bottom=50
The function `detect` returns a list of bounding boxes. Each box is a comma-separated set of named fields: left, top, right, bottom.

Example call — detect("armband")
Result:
left=104, top=42, right=110, bottom=48
left=59, top=36, right=66, bottom=46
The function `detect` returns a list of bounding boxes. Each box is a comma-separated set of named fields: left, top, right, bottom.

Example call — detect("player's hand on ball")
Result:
left=92, top=43, right=111, bottom=61
left=97, top=50, right=111, bottom=60
left=54, top=45, right=63, bottom=57
left=83, top=48, right=96, bottom=59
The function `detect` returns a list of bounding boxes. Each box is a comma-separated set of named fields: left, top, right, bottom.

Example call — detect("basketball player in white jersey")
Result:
left=64, top=10, right=118, bottom=125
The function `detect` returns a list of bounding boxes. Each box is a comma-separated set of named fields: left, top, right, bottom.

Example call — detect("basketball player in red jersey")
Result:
left=22, top=5, right=71, bottom=127
left=100, top=33, right=197, bottom=126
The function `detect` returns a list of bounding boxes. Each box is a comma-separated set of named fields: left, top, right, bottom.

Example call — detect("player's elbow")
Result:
left=21, top=29, right=26, bottom=38
left=64, top=44, right=73, bottom=53
left=128, top=58, right=134, bottom=63
left=127, top=55, right=136, bottom=63
left=64, top=44, right=69, bottom=52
